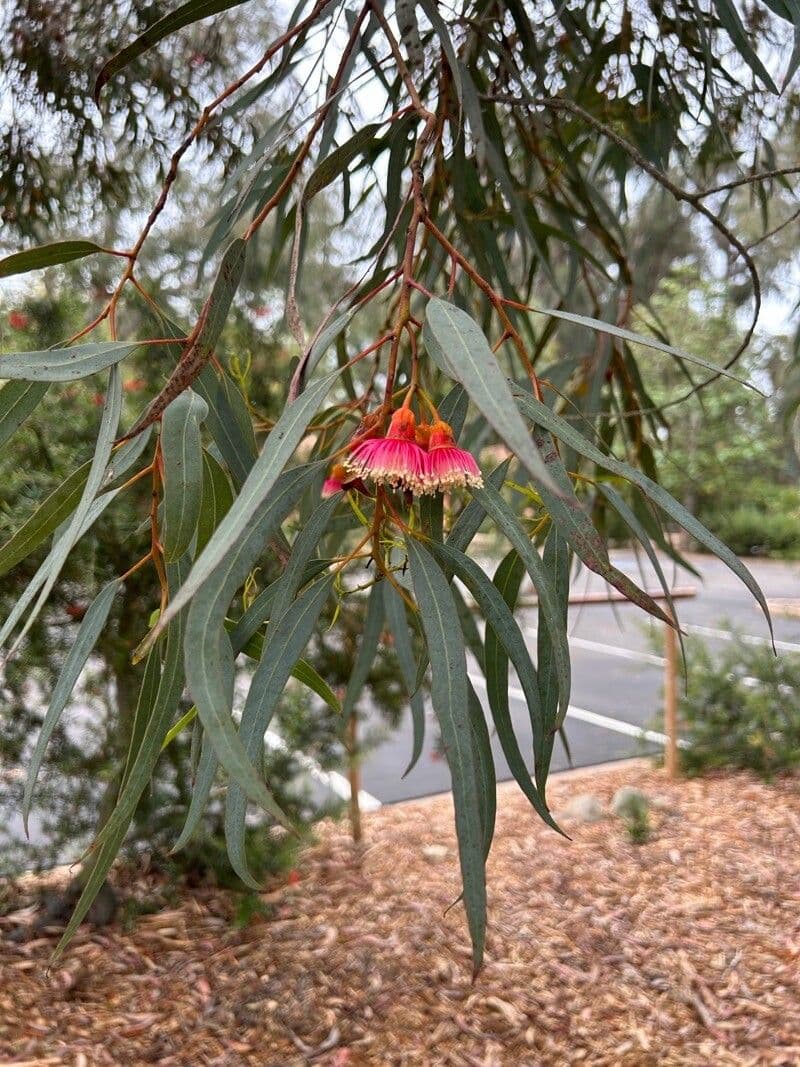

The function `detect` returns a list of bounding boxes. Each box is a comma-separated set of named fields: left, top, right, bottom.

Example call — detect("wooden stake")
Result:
left=346, top=714, right=362, bottom=843
left=664, top=619, right=679, bottom=779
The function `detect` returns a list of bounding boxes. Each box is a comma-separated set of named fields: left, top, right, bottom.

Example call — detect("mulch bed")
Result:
left=2, top=761, right=799, bottom=1066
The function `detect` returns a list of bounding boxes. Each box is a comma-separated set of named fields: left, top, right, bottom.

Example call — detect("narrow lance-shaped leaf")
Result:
left=513, top=388, right=774, bottom=646
left=0, top=418, right=150, bottom=576
left=0, top=240, right=114, bottom=279
left=597, top=481, right=683, bottom=649
left=196, top=450, right=234, bottom=554
left=471, top=481, right=572, bottom=722
left=267, top=495, right=339, bottom=626
left=172, top=638, right=338, bottom=856
left=430, top=540, right=562, bottom=832
left=23, top=579, right=122, bottom=833
left=341, top=582, right=384, bottom=720
left=537, top=526, right=570, bottom=786
left=524, top=305, right=762, bottom=391
left=146, top=367, right=343, bottom=648
left=446, top=459, right=511, bottom=554
left=94, top=0, right=254, bottom=101
left=466, top=680, right=496, bottom=858
left=0, top=341, right=139, bottom=382
left=529, top=419, right=674, bottom=628
left=6, top=365, right=123, bottom=657
left=161, top=389, right=209, bottom=562
left=53, top=557, right=190, bottom=962
left=424, top=299, right=560, bottom=495
left=0, top=461, right=147, bottom=649
left=182, top=464, right=319, bottom=823
left=195, top=366, right=258, bottom=488
left=0, top=381, right=49, bottom=450
left=224, top=575, right=334, bottom=886
left=383, top=583, right=426, bottom=778
left=406, top=536, right=487, bottom=975
left=172, top=734, right=218, bottom=853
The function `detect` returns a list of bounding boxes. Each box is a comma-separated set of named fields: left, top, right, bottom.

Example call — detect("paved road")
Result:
left=6, top=552, right=798, bottom=868
left=358, top=552, right=800, bottom=805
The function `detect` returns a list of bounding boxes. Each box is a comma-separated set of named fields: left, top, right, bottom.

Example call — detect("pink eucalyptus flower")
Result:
left=322, top=463, right=370, bottom=498
left=421, top=420, right=483, bottom=493
left=345, top=407, right=426, bottom=493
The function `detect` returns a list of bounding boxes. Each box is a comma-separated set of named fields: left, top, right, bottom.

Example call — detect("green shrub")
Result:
left=709, top=502, right=800, bottom=559
left=673, top=631, right=800, bottom=778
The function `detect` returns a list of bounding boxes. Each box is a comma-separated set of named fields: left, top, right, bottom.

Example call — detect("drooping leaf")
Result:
left=525, top=305, right=761, bottom=391
left=0, top=341, right=139, bottom=382
left=23, top=580, right=122, bottom=833
left=446, top=459, right=511, bottom=554
left=424, top=299, right=559, bottom=494
left=53, top=557, right=190, bottom=961
left=466, top=680, right=496, bottom=857
left=529, top=418, right=674, bottom=628
left=196, top=450, right=235, bottom=553
left=0, top=381, right=49, bottom=449
left=0, top=429, right=151, bottom=579
left=0, top=240, right=113, bottom=279
left=172, top=733, right=218, bottom=853
left=382, top=583, right=426, bottom=778
left=94, top=0, right=254, bottom=101
left=147, top=369, right=342, bottom=646
left=406, top=536, right=486, bottom=975
left=513, top=389, right=774, bottom=646
left=196, top=366, right=258, bottom=488
left=416, top=0, right=462, bottom=110
left=712, top=0, right=779, bottom=93
left=537, top=526, right=570, bottom=786
left=267, top=495, right=339, bottom=626
left=5, top=365, right=123, bottom=655
left=224, top=574, right=334, bottom=885
left=161, top=389, right=208, bottom=562
left=471, top=482, right=572, bottom=723
left=182, top=464, right=318, bottom=824
left=431, top=541, right=561, bottom=831
left=341, top=583, right=384, bottom=720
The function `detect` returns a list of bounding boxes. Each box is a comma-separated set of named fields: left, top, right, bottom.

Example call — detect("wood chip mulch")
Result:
left=2, top=761, right=799, bottom=1066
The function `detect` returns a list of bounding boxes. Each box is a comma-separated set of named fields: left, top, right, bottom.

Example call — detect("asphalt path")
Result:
left=358, top=551, right=800, bottom=805
left=5, top=552, right=798, bottom=869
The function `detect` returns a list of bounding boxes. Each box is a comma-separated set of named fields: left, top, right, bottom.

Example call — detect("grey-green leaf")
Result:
left=431, top=541, right=561, bottom=831
left=0, top=240, right=111, bottom=279
left=148, top=369, right=342, bottom=647
left=6, top=365, right=123, bottom=656
left=161, top=389, right=208, bottom=562
left=23, top=579, right=122, bottom=833
left=183, top=464, right=318, bottom=824
left=513, top=388, right=774, bottom=647
left=0, top=381, right=49, bottom=449
left=0, top=341, right=139, bottom=382
left=224, top=574, right=333, bottom=886
left=383, top=583, right=426, bottom=778
left=471, top=481, right=571, bottom=723
left=424, top=299, right=559, bottom=495
left=406, top=536, right=486, bottom=975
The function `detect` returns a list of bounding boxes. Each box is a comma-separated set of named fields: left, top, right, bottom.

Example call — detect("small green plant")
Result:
left=668, top=630, right=800, bottom=778
left=624, top=806, right=651, bottom=845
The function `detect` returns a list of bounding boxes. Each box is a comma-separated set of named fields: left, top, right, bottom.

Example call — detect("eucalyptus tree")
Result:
left=1, top=0, right=798, bottom=972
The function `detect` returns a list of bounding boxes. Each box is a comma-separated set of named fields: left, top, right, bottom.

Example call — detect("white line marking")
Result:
left=524, top=628, right=666, bottom=667
left=469, top=674, right=690, bottom=750
left=263, top=728, right=382, bottom=811
left=682, top=623, right=800, bottom=654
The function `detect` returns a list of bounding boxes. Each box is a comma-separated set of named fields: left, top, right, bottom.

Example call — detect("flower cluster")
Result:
left=337, top=407, right=482, bottom=496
